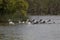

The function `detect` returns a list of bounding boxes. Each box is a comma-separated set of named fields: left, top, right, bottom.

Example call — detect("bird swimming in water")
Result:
left=9, top=21, right=15, bottom=25
left=8, top=19, right=15, bottom=25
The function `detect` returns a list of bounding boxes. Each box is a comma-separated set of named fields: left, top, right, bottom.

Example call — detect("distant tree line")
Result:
left=27, top=0, right=60, bottom=15
left=0, top=0, right=60, bottom=23
left=0, top=0, right=29, bottom=22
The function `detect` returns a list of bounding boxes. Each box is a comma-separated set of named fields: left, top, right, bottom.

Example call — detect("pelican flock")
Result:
left=8, top=19, right=56, bottom=25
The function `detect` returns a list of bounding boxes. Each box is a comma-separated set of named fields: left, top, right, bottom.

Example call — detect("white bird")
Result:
left=22, top=21, right=25, bottom=23
left=19, top=21, right=21, bottom=23
left=8, top=19, right=15, bottom=25
left=33, top=20, right=36, bottom=22
left=26, top=19, right=31, bottom=24
left=9, top=21, right=15, bottom=25
left=27, top=22, right=31, bottom=24
left=26, top=21, right=31, bottom=24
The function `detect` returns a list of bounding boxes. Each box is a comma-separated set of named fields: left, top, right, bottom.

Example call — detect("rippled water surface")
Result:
left=0, top=16, right=60, bottom=40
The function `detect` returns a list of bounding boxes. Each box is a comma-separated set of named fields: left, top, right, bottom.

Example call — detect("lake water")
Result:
left=0, top=16, right=60, bottom=40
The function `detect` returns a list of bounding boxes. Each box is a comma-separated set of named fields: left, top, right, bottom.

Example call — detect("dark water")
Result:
left=0, top=16, right=60, bottom=40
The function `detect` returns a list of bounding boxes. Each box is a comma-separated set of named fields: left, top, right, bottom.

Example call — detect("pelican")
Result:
left=8, top=19, right=15, bottom=25
left=9, top=21, right=15, bottom=25
left=26, top=21, right=31, bottom=24
left=22, top=21, right=25, bottom=23
left=32, top=19, right=39, bottom=24
left=39, top=19, right=45, bottom=24
left=47, top=19, right=54, bottom=24
left=26, top=19, right=31, bottom=24
left=19, top=21, right=21, bottom=23
left=47, top=19, right=51, bottom=22
left=39, top=19, right=42, bottom=22
left=28, top=22, right=31, bottom=24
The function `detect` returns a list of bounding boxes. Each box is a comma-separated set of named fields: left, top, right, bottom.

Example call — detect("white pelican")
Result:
left=26, top=21, right=31, bottom=24
left=8, top=19, right=15, bottom=25
left=26, top=19, right=31, bottom=24
left=19, top=21, right=21, bottom=23
left=9, top=21, right=15, bottom=25
left=27, top=22, right=31, bottom=24
left=22, top=21, right=25, bottom=23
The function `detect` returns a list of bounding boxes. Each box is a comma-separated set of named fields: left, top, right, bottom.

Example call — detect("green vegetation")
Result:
left=0, top=0, right=60, bottom=25
left=0, top=0, right=29, bottom=22
left=27, top=0, right=60, bottom=15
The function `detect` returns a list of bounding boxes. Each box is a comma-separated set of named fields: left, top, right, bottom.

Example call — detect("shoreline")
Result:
left=27, top=13, right=60, bottom=16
